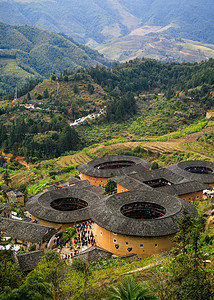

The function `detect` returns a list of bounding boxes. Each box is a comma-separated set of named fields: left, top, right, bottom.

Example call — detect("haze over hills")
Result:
left=0, top=22, right=111, bottom=96
left=0, top=0, right=214, bottom=62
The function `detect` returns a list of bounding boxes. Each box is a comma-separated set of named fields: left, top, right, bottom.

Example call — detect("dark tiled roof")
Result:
left=67, top=177, right=81, bottom=185
left=0, top=185, right=11, bottom=193
left=16, top=250, right=44, bottom=272
left=72, top=246, right=113, bottom=262
left=6, top=191, right=17, bottom=203
left=113, top=169, right=208, bottom=195
left=157, top=181, right=209, bottom=196
left=26, top=184, right=102, bottom=224
left=15, top=191, right=24, bottom=197
left=78, top=155, right=151, bottom=178
left=130, top=168, right=185, bottom=183
left=75, top=245, right=113, bottom=256
left=91, top=190, right=198, bottom=237
left=53, top=180, right=67, bottom=187
left=113, top=175, right=153, bottom=191
left=0, top=203, right=13, bottom=214
left=168, top=160, right=214, bottom=184
left=0, top=217, right=56, bottom=243
left=45, top=186, right=56, bottom=191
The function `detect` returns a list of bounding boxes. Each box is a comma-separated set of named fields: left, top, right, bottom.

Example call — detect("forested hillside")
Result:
left=0, top=58, right=213, bottom=162
left=0, top=22, right=111, bottom=97
left=1, top=0, right=214, bottom=62
left=1, top=0, right=213, bottom=44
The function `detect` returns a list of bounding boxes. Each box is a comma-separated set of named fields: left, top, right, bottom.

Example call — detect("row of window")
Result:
left=182, top=195, right=200, bottom=201
left=114, top=243, right=158, bottom=251
left=113, top=238, right=158, bottom=248
left=100, top=230, right=158, bottom=248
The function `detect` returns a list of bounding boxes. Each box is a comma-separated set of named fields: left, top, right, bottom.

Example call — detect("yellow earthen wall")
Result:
left=31, top=215, right=74, bottom=231
left=179, top=191, right=203, bottom=202
left=80, top=173, right=109, bottom=186
left=17, top=196, right=25, bottom=205
left=94, top=224, right=174, bottom=258
left=117, top=184, right=129, bottom=193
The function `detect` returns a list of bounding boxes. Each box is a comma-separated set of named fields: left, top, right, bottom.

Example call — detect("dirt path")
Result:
left=122, top=261, right=161, bottom=275
left=2, top=152, right=31, bottom=170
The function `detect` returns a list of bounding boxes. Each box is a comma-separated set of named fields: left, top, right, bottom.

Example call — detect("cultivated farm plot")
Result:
left=0, top=58, right=35, bottom=79
left=183, top=141, right=214, bottom=161
left=57, top=152, right=91, bottom=167
left=91, top=141, right=185, bottom=157
left=10, top=171, right=35, bottom=186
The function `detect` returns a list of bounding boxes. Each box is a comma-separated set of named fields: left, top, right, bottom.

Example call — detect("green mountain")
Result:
left=0, top=0, right=214, bottom=62
left=0, top=22, right=111, bottom=96
left=0, top=57, right=214, bottom=162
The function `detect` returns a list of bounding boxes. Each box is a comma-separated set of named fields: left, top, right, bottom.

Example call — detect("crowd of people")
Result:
left=74, top=220, right=96, bottom=250
left=60, top=220, right=96, bottom=262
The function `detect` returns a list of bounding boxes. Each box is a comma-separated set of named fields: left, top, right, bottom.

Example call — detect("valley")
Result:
left=0, top=3, right=214, bottom=297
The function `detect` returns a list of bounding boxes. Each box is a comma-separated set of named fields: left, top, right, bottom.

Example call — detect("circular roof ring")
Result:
left=78, top=155, right=151, bottom=178
left=168, top=160, right=214, bottom=184
left=26, top=187, right=102, bottom=224
left=91, top=190, right=198, bottom=237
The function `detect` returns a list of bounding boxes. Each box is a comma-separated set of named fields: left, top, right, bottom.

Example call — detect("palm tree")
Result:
left=104, top=277, right=156, bottom=300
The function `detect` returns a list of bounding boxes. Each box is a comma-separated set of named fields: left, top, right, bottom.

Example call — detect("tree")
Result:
left=59, top=260, right=101, bottom=300
left=166, top=209, right=213, bottom=300
left=3, top=169, right=11, bottom=186
left=105, top=179, right=117, bottom=194
left=151, top=162, right=159, bottom=170
left=29, top=243, right=36, bottom=251
left=50, top=73, right=56, bottom=81
left=1, top=272, right=53, bottom=300
left=105, top=277, right=156, bottom=300
left=0, top=249, right=23, bottom=295
left=27, top=92, right=31, bottom=100
left=35, top=251, right=65, bottom=299
left=43, top=88, right=49, bottom=98
left=73, top=84, right=79, bottom=94
left=60, top=227, right=76, bottom=246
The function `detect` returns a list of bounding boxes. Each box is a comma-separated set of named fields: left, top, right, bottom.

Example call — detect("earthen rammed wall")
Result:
left=79, top=173, right=109, bottom=186
left=94, top=224, right=174, bottom=259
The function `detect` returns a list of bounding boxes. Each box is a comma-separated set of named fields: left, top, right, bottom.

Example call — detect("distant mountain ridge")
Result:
left=0, top=0, right=213, bottom=44
left=0, top=0, right=214, bottom=62
left=0, top=22, right=111, bottom=96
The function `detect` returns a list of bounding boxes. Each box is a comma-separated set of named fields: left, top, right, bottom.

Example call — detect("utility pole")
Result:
left=14, top=86, right=17, bottom=101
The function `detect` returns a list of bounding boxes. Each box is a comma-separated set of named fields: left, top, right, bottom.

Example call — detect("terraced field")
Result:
left=57, top=152, right=91, bottom=167
left=89, top=140, right=185, bottom=158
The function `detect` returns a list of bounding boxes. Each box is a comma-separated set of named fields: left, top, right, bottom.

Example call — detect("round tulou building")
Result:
left=168, top=160, right=214, bottom=188
left=90, top=190, right=198, bottom=258
left=78, top=155, right=151, bottom=186
left=26, top=186, right=102, bottom=230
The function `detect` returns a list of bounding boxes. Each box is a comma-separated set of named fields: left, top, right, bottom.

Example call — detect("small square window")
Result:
left=100, top=231, right=102, bottom=236
left=196, top=196, right=199, bottom=199
left=155, top=243, right=158, bottom=247
left=113, top=239, right=117, bottom=243
left=113, top=232, right=117, bottom=236
left=126, top=242, right=128, bottom=246
left=140, top=244, right=144, bottom=248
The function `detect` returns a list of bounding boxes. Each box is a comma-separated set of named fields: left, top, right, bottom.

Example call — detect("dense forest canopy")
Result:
left=0, top=57, right=214, bottom=162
